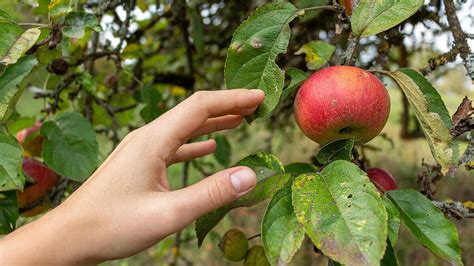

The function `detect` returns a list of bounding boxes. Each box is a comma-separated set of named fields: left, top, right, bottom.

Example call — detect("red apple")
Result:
left=17, top=158, right=59, bottom=215
left=294, top=66, right=390, bottom=145
left=16, top=121, right=43, bottom=158
left=366, top=168, right=397, bottom=193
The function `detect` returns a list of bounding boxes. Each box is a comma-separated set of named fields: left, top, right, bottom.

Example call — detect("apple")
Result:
left=17, top=158, right=59, bottom=216
left=294, top=66, right=390, bottom=145
left=219, top=229, right=249, bottom=262
left=16, top=121, right=43, bottom=158
left=366, top=168, right=397, bottom=193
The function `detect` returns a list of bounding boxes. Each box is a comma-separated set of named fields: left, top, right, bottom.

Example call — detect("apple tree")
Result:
left=0, top=0, right=473, bottom=265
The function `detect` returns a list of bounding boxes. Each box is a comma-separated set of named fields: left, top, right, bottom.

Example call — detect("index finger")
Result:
left=149, top=89, right=264, bottom=156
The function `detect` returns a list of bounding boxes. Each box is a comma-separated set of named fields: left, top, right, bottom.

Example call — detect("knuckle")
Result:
left=207, top=178, right=236, bottom=209
left=192, top=90, right=210, bottom=101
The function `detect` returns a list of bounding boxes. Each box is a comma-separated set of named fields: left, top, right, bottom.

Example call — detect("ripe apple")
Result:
left=366, top=168, right=397, bottom=193
left=17, top=158, right=59, bottom=216
left=16, top=121, right=43, bottom=158
left=294, top=66, right=390, bottom=145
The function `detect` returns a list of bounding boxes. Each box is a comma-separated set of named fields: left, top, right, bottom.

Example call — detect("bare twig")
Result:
left=433, top=200, right=474, bottom=219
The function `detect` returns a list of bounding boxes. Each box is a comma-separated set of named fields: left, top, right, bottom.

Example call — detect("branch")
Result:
left=433, top=200, right=474, bottom=219
left=443, top=0, right=471, bottom=61
left=420, top=47, right=460, bottom=75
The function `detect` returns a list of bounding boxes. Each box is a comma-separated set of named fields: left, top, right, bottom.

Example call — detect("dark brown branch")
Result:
left=443, top=0, right=471, bottom=61
left=420, top=47, right=460, bottom=75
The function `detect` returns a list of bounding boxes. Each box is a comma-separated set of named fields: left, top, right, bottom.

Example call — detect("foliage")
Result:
left=0, top=0, right=472, bottom=264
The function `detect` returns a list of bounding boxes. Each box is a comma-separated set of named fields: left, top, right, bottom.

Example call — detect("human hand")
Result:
left=0, top=89, right=265, bottom=265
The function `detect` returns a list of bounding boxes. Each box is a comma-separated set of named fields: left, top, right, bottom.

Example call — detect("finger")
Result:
left=190, top=115, right=242, bottom=139
left=167, top=140, right=216, bottom=165
left=168, top=166, right=256, bottom=227
left=149, top=89, right=264, bottom=156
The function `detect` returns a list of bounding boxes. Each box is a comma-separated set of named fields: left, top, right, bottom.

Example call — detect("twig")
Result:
left=247, top=233, right=261, bottom=241
left=433, top=200, right=474, bottom=219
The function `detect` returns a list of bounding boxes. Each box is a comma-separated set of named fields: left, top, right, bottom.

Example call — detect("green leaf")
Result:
left=352, top=0, right=424, bottom=37
left=292, top=161, right=387, bottom=266
left=213, top=135, right=231, bottom=167
left=188, top=7, right=205, bottom=56
left=0, top=22, right=40, bottom=65
left=386, top=189, right=463, bottom=265
left=316, top=139, right=354, bottom=165
left=381, top=240, right=398, bottom=266
left=0, top=55, right=38, bottom=122
left=0, top=127, right=24, bottom=191
left=19, top=0, right=39, bottom=8
left=295, top=40, right=335, bottom=70
left=62, top=12, right=102, bottom=39
left=388, top=69, right=458, bottom=174
left=48, top=0, right=74, bottom=19
left=224, top=2, right=300, bottom=122
left=284, top=162, right=317, bottom=176
left=383, top=196, right=400, bottom=246
left=196, top=152, right=286, bottom=246
left=41, top=112, right=98, bottom=181
left=0, top=190, right=18, bottom=234
left=139, top=85, right=164, bottom=123
left=262, top=186, right=305, bottom=265
left=0, top=9, right=16, bottom=22
left=279, top=68, right=308, bottom=104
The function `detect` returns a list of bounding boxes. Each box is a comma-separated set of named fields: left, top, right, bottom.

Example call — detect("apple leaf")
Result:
left=280, top=68, right=309, bottom=103
left=383, top=196, right=400, bottom=247
left=386, top=189, right=462, bottom=265
left=316, top=139, right=354, bottom=165
left=196, top=152, right=287, bottom=247
left=381, top=240, right=398, bottom=266
left=352, top=0, right=424, bottom=37
left=0, top=20, right=40, bottom=65
left=0, top=55, right=38, bottom=122
left=48, top=0, right=74, bottom=19
left=0, top=190, right=18, bottom=234
left=295, top=40, right=335, bottom=70
left=388, top=69, right=458, bottom=174
left=41, top=112, right=99, bottom=181
left=62, top=12, right=102, bottom=39
left=224, top=2, right=300, bottom=122
left=140, top=84, right=164, bottom=123
left=188, top=7, right=205, bottom=56
left=262, top=186, right=305, bottom=266
left=19, top=0, right=39, bottom=7
left=213, top=135, right=231, bottom=167
left=0, top=127, right=24, bottom=191
left=292, top=161, right=387, bottom=266
left=284, top=162, right=318, bottom=176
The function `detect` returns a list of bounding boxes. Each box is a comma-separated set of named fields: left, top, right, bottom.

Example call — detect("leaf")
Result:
left=295, top=40, right=335, bottom=70
left=0, top=22, right=40, bottom=65
left=19, top=0, right=39, bottom=7
left=279, top=68, right=309, bottom=104
left=48, top=0, right=74, bottom=19
left=213, top=135, right=231, bottom=167
left=41, top=112, right=98, bottom=181
left=0, top=190, right=18, bottom=234
left=0, top=127, right=24, bottom=191
left=188, top=7, right=205, bottom=56
left=284, top=162, right=317, bottom=176
left=386, top=189, right=463, bottom=265
left=0, top=9, right=16, bottom=22
left=388, top=69, right=458, bottom=174
left=381, top=240, right=398, bottom=266
left=62, top=12, right=102, bottom=39
left=0, top=55, right=38, bottom=122
left=316, top=139, right=354, bottom=165
left=383, top=196, right=400, bottom=247
left=140, top=85, right=164, bottom=123
left=352, top=0, right=424, bottom=37
left=196, top=152, right=286, bottom=246
left=224, top=2, right=300, bottom=122
left=262, top=186, right=305, bottom=265
left=292, top=161, right=387, bottom=266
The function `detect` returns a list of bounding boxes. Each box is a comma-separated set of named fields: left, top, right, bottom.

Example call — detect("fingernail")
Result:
left=249, top=89, right=265, bottom=96
left=230, top=168, right=256, bottom=194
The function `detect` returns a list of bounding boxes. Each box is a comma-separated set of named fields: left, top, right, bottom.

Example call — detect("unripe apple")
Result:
left=366, top=168, right=397, bottom=193
left=17, top=158, right=59, bottom=215
left=219, top=229, right=249, bottom=261
left=16, top=122, right=43, bottom=158
left=294, top=66, right=390, bottom=145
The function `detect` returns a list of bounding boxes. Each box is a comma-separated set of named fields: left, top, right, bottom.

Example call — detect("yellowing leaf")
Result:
left=0, top=28, right=40, bottom=65
left=388, top=69, right=458, bottom=174
left=295, top=40, right=335, bottom=70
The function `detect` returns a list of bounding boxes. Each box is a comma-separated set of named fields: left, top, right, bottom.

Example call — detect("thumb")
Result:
left=169, top=166, right=256, bottom=225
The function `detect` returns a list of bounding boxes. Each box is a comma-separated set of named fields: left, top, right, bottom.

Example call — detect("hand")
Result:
left=0, top=89, right=265, bottom=265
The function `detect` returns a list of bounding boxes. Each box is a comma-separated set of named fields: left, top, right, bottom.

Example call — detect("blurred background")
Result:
left=2, top=0, right=473, bottom=265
